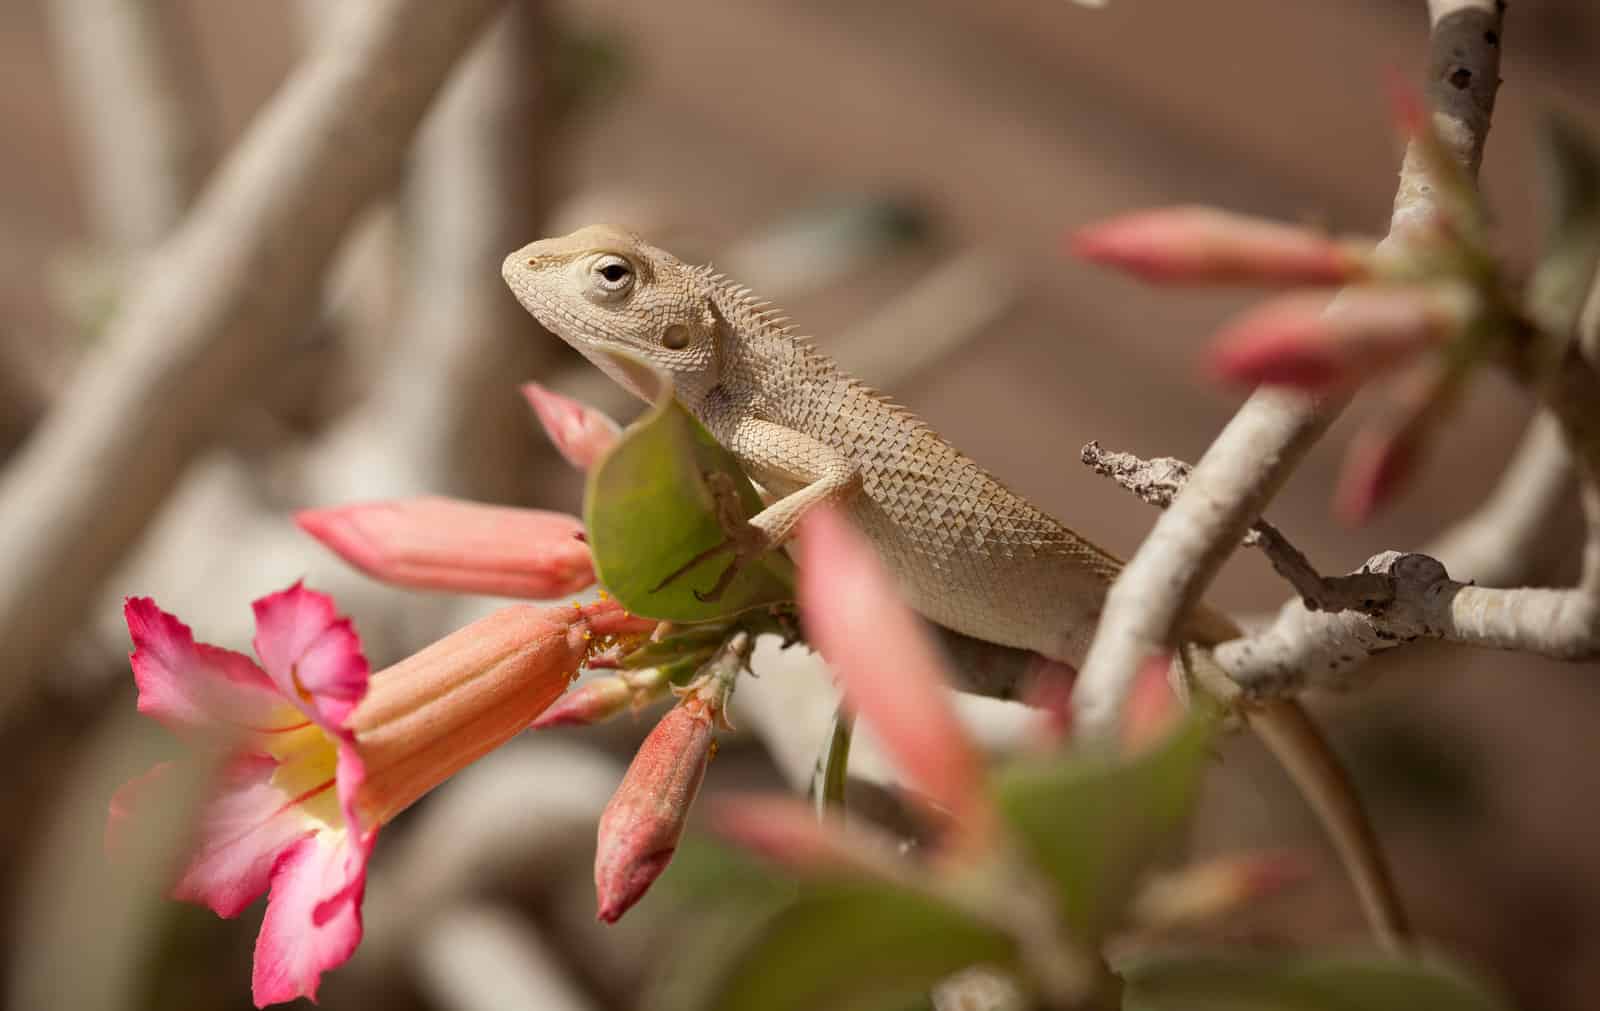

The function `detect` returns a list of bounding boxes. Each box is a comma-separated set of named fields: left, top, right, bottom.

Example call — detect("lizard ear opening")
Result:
left=661, top=323, right=692, bottom=350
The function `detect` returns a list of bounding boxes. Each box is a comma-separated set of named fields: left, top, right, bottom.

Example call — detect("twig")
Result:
left=47, top=0, right=213, bottom=250
left=1426, top=410, right=1576, bottom=586
left=1071, top=0, right=1506, bottom=735
left=1081, top=441, right=1394, bottom=613
left=414, top=905, right=601, bottom=1011
left=0, top=0, right=503, bottom=718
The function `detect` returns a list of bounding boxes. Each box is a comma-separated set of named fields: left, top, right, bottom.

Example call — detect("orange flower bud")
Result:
left=297, top=496, right=594, bottom=600
left=1071, top=206, right=1370, bottom=287
left=350, top=599, right=653, bottom=825
left=593, top=697, right=715, bottom=923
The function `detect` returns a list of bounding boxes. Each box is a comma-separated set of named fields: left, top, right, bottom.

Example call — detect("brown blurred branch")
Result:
left=0, top=0, right=504, bottom=719
left=1072, top=0, right=1506, bottom=734
left=47, top=0, right=213, bottom=250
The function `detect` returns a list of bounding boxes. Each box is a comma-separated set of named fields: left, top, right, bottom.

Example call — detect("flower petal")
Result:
left=169, top=754, right=320, bottom=919
left=297, top=497, right=594, bottom=600
left=126, top=597, right=301, bottom=738
left=522, top=382, right=622, bottom=472
left=251, top=829, right=371, bottom=1007
left=252, top=584, right=369, bottom=732
left=796, top=507, right=991, bottom=842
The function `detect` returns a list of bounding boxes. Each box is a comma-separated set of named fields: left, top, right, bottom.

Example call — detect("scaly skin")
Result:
left=503, top=224, right=1407, bottom=946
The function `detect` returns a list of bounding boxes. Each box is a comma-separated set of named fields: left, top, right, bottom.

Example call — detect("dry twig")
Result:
left=0, top=0, right=503, bottom=716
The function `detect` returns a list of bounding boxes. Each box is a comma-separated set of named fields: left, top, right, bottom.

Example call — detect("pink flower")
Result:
left=1071, top=206, right=1371, bottom=287
left=114, top=586, right=652, bottom=1006
left=522, top=382, right=622, bottom=472
left=297, top=496, right=594, bottom=600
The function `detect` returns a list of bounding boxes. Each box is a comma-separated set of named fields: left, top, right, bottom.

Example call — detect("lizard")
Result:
left=502, top=223, right=1407, bottom=947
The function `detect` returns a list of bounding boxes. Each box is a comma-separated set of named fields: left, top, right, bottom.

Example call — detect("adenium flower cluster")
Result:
left=113, top=383, right=656, bottom=1006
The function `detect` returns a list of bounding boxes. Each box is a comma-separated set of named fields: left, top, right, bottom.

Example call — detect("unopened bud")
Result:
left=1071, top=206, right=1371, bottom=287
left=522, top=382, right=622, bottom=472
left=593, top=697, right=715, bottom=923
left=1132, top=852, right=1307, bottom=930
left=1209, top=285, right=1473, bottom=392
left=297, top=496, right=594, bottom=599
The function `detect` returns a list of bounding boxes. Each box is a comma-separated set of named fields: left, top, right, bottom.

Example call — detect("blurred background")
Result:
left=3, top=0, right=1600, bottom=1008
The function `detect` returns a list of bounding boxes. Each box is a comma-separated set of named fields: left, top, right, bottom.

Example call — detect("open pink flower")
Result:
left=114, top=585, right=652, bottom=1006
left=118, top=585, right=373, bottom=1007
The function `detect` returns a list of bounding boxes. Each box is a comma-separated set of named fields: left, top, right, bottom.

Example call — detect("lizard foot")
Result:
left=651, top=473, right=772, bottom=602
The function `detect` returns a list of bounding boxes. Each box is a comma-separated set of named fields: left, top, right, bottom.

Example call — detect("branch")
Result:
left=1071, top=0, right=1506, bottom=735
left=0, top=0, right=503, bottom=718
left=47, top=0, right=213, bottom=250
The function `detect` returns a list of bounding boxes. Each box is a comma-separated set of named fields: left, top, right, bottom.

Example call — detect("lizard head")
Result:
left=503, top=224, right=722, bottom=403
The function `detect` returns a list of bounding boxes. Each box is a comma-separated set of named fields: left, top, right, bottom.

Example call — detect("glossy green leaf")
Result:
left=992, top=707, right=1217, bottom=944
left=1121, top=949, right=1511, bottom=1011
left=652, top=878, right=1016, bottom=1011
left=584, top=364, right=794, bottom=622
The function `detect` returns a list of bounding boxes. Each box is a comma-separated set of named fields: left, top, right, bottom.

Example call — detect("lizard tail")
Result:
left=1246, top=698, right=1410, bottom=951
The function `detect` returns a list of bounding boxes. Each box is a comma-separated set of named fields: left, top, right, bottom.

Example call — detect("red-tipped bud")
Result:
left=1071, top=206, right=1371, bottom=287
left=594, top=697, right=715, bottom=923
left=297, top=496, right=594, bottom=599
left=1120, top=654, right=1182, bottom=753
left=1209, top=286, right=1472, bottom=392
left=530, top=676, right=634, bottom=729
left=709, top=794, right=906, bottom=877
left=522, top=382, right=622, bottom=472
left=1334, top=424, right=1420, bottom=526
left=531, top=668, right=668, bottom=730
left=1131, top=851, right=1308, bottom=929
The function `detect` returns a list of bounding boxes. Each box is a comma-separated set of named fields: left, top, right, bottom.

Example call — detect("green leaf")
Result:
left=991, top=707, right=1217, bottom=944
left=1120, top=949, right=1511, bottom=1011
left=652, top=878, right=1017, bottom=1011
left=583, top=361, right=794, bottom=622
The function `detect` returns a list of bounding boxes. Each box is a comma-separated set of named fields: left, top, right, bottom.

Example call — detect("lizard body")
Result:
left=503, top=225, right=1404, bottom=945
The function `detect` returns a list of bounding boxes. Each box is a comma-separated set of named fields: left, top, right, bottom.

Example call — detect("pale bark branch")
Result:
left=1071, top=0, right=1506, bottom=735
left=0, top=0, right=504, bottom=718
left=47, top=0, right=213, bottom=250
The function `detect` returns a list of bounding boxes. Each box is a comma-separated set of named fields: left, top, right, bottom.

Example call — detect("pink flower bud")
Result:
left=1070, top=206, right=1370, bottom=286
left=1120, top=653, right=1182, bottom=753
left=594, top=697, right=714, bottom=923
left=1208, top=286, right=1471, bottom=392
left=297, top=496, right=594, bottom=600
left=1132, top=851, right=1307, bottom=929
left=522, top=382, right=622, bottom=472
left=530, top=676, right=634, bottom=729
left=797, top=507, right=994, bottom=847
left=709, top=794, right=906, bottom=878
left=1334, top=424, right=1419, bottom=527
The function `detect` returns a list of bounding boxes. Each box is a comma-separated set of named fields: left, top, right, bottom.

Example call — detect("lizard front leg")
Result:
left=656, top=418, right=863, bottom=601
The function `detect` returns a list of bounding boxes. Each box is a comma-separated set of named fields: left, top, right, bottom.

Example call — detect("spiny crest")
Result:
left=696, top=262, right=807, bottom=347
left=693, top=261, right=932, bottom=433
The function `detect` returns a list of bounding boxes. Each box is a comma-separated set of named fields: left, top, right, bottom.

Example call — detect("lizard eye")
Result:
left=590, top=255, right=635, bottom=296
